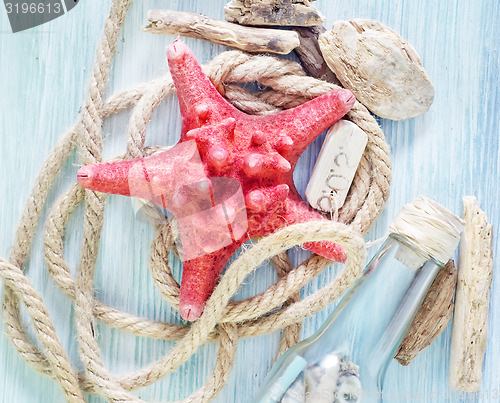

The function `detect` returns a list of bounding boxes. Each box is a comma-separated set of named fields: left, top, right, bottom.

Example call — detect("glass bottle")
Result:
left=254, top=197, right=464, bottom=403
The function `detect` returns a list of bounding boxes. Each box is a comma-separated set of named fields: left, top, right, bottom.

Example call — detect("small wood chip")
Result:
left=395, top=260, right=458, bottom=366
left=224, top=0, right=325, bottom=27
left=293, top=26, right=341, bottom=85
left=143, top=9, right=300, bottom=55
left=449, top=196, right=493, bottom=391
left=319, top=19, right=434, bottom=120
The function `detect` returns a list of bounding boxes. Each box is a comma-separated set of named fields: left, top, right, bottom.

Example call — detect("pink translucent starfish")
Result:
left=77, top=40, right=355, bottom=321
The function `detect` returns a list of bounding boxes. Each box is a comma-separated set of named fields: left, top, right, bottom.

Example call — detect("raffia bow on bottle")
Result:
left=0, top=0, right=391, bottom=401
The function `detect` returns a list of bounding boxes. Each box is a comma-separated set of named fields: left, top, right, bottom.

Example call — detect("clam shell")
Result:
left=319, top=19, right=434, bottom=120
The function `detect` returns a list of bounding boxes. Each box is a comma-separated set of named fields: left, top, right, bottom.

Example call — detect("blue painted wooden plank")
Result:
left=0, top=0, right=499, bottom=402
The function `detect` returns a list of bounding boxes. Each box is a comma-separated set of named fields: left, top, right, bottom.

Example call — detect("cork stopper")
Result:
left=389, top=196, right=465, bottom=265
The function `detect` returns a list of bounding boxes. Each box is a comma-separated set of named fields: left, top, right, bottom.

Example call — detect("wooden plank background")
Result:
left=0, top=0, right=498, bottom=402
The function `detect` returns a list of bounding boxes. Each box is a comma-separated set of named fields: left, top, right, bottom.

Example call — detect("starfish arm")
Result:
left=303, top=239, right=347, bottom=263
left=167, top=40, right=241, bottom=135
left=77, top=158, right=137, bottom=197
left=284, top=197, right=347, bottom=262
left=254, top=89, right=355, bottom=163
left=77, top=141, right=208, bottom=210
left=179, top=241, right=242, bottom=321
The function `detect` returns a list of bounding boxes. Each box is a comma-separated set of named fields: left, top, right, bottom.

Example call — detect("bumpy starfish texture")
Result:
left=77, top=40, right=355, bottom=321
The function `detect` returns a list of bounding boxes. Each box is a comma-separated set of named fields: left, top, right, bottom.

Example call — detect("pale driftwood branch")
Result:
left=395, top=260, right=458, bottom=366
left=449, top=197, right=494, bottom=391
left=224, top=0, right=325, bottom=27
left=143, top=9, right=300, bottom=55
left=293, top=26, right=340, bottom=84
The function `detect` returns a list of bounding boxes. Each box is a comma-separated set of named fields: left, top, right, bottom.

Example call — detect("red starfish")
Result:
left=77, top=40, right=355, bottom=321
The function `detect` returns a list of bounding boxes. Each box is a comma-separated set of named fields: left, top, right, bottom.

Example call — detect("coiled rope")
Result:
left=0, top=0, right=391, bottom=401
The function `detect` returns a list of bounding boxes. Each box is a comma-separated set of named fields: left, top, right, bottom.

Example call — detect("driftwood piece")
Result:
left=319, top=19, right=435, bottom=120
left=395, top=260, right=458, bottom=366
left=293, top=26, right=340, bottom=84
left=224, top=0, right=325, bottom=27
left=449, top=196, right=493, bottom=391
left=143, top=9, right=300, bottom=55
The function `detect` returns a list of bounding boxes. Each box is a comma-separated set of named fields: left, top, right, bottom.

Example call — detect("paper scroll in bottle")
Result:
left=306, top=120, right=367, bottom=213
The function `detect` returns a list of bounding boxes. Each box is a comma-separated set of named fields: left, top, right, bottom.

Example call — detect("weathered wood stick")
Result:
left=224, top=0, right=325, bottom=27
left=293, top=26, right=340, bottom=84
left=395, top=260, right=458, bottom=366
left=449, top=196, right=493, bottom=391
left=143, top=9, right=300, bottom=55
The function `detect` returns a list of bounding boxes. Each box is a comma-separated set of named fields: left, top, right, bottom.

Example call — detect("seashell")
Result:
left=319, top=19, right=434, bottom=120
left=335, top=374, right=362, bottom=403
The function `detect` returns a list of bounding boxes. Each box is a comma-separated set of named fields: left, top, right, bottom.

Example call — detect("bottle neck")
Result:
left=303, top=234, right=444, bottom=387
left=367, top=258, right=442, bottom=384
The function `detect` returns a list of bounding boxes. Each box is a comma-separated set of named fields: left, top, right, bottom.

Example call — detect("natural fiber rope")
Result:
left=0, top=0, right=391, bottom=401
